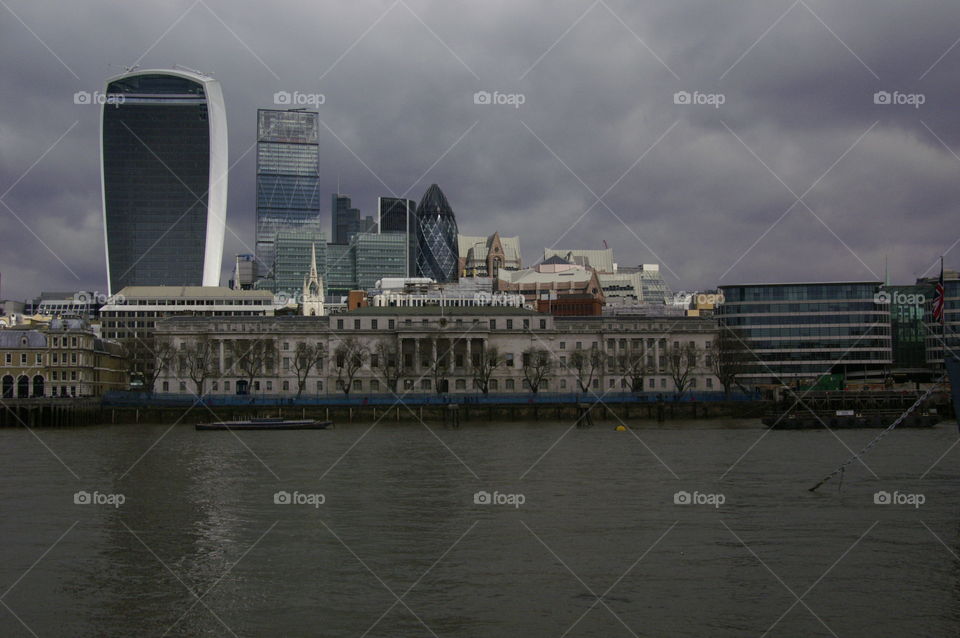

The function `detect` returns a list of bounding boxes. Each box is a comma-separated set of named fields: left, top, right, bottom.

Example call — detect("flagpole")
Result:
left=941, top=255, right=946, bottom=366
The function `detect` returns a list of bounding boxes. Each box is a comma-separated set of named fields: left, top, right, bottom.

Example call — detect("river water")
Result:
left=1, top=418, right=958, bottom=637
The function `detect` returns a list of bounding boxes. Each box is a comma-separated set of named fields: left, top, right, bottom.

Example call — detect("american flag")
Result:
left=933, top=260, right=945, bottom=324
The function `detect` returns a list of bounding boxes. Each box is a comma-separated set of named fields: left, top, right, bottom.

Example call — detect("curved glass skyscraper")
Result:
left=415, top=184, right=458, bottom=283
left=101, top=69, right=227, bottom=294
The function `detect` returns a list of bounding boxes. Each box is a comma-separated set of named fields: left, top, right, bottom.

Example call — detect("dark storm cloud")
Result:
left=2, top=0, right=960, bottom=301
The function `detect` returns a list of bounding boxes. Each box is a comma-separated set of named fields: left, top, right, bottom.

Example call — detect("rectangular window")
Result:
left=507, top=320, right=514, bottom=329
left=371, top=319, right=378, bottom=329
left=354, top=319, right=361, bottom=329
left=388, top=320, right=395, bottom=330
left=505, top=353, right=514, bottom=367
left=4, top=354, right=9, bottom=364
left=523, top=319, right=530, bottom=329
left=540, top=319, right=546, bottom=329
left=266, top=380, right=273, bottom=391
left=337, top=319, right=344, bottom=329
left=20, top=354, right=27, bottom=365
left=35, top=354, right=41, bottom=365
left=489, top=319, right=496, bottom=330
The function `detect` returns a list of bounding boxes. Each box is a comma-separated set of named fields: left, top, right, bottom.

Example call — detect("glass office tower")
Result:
left=415, top=184, right=459, bottom=283
left=331, top=194, right=375, bottom=244
left=717, top=282, right=891, bottom=386
left=271, top=223, right=327, bottom=296
left=355, top=233, right=407, bottom=289
left=378, top=197, right=417, bottom=276
left=255, top=109, right=320, bottom=279
left=101, top=69, right=227, bottom=294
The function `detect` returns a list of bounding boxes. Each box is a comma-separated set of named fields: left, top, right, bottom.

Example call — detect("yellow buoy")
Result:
left=615, top=425, right=627, bottom=432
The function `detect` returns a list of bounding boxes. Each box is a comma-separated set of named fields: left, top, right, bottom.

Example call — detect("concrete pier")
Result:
left=1, top=398, right=102, bottom=427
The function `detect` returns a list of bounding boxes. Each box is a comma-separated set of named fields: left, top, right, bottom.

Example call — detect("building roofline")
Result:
left=718, top=281, right=882, bottom=288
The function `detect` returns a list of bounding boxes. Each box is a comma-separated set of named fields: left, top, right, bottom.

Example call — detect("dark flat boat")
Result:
left=196, top=418, right=332, bottom=431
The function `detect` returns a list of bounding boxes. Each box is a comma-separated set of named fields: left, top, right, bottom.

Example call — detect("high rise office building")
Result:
left=324, top=232, right=406, bottom=296
left=331, top=194, right=375, bottom=244
left=101, top=69, right=227, bottom=294
left=255, top=109, right=320, bottom=279
left=378, top=196, right=417, bottom=276
left=415, top=184, right=459, bottom=283
left=271, top=223, right=327, bottom=296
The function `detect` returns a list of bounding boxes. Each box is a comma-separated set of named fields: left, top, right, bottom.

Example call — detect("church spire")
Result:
left=303, top=242, right=324, bottom=316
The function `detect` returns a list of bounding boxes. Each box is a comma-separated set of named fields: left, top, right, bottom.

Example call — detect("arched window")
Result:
left=17, top=375, right=30, bottom=398
left=32, top=376, right=44, bottom=398
left=2, top=375, right=13, bottom=398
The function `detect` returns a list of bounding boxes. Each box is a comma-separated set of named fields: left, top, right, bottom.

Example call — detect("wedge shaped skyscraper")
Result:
left=101, top=69, right=227, bottom=293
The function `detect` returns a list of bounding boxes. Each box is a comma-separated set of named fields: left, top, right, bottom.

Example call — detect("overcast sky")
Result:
left=1, top=0, right=959, bottom=301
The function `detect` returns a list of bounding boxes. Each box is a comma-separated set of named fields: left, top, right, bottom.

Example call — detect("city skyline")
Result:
left=2, top=2, right=960, bottom=302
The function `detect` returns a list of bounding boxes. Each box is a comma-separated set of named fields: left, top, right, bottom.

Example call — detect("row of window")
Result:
left=335, top=317, right=552, bottom=331
left=2, top=352, right=81, bottom=366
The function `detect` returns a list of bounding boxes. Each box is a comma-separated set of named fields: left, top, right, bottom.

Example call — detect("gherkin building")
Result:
left=415, top=184, right=459, bottom=282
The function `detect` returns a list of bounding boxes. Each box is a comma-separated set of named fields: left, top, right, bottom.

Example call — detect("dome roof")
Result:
left=416, top=184, right=454, bottom=218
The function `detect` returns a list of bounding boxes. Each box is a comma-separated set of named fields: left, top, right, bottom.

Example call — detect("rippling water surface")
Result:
left=1, top=418, right=958, bottom=637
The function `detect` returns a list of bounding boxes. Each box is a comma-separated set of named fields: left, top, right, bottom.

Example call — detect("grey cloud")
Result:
left=2, top=0, right=960, bottom=302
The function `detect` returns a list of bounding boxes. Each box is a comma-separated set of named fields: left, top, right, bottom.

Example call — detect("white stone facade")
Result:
left=154, top=308, right=720, bottom=396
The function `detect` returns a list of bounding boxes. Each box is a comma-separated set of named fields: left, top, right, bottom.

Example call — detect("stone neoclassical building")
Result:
left=154, top=307, right=720, bottom=397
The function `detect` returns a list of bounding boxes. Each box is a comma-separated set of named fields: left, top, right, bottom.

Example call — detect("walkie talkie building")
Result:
left=101, top=69, right=227, bottom=294
left=415, top=184, right=459, bottom=283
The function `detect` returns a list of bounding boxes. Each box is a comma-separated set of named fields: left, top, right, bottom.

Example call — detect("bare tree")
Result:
left=569, top=347, right=604, bottom=392
left=292, top=341, right=327, bottom=398
left=470, top=344, right=502, bottom=394
left=711, top=327, right=752, bottom=397
left=616, top=344, right=652, bottom=393
left=522, top=347, right=553, bottom=394
left=372, top=340, right=403, bottom=393
left=119, top=336, right=175, bottom=393
left=232, top=339, right=275, bottom=393
left=666, top=342, right=702, bottom=398
left=183, top=337, right=219, bottom=396
left=334, top=337, right=369, bottom=395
